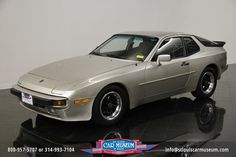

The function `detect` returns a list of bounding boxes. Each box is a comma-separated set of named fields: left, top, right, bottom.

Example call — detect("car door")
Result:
left=142, top=37, right=191, bottom=99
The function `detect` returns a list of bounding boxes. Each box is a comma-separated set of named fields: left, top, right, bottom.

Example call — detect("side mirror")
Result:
left=157, top=54, right=171, bottom=65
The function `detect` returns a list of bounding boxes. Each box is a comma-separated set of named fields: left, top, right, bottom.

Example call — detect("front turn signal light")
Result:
left=74, top=98, right=91, bottom=105
left=53, top=100, right=67, bottom=108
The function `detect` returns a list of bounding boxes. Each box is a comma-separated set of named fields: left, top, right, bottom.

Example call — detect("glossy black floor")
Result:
left=1, top=65, right=236, bottom=157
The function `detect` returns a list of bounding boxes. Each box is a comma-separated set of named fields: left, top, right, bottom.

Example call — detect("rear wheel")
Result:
left=192, top=67, right=217, bottom=98
left=92, top=85, right=128, bottom=125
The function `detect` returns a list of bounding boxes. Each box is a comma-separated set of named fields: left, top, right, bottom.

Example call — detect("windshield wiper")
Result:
left=90, top=52, right=124, bottom=59
left=106, top=54, right=124, bottom=59
left=90, top=52, right=103, bottom=56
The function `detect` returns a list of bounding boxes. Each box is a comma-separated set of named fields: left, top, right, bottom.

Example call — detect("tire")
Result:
left=194, top=98, right=217, bottom=133
left=92, top=85, right=128, bottom=126
left=191, top=67, right=217, bottom=98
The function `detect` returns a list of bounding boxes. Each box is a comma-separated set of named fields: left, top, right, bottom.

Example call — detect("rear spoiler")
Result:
left=213, top=41, right=226, bottom=47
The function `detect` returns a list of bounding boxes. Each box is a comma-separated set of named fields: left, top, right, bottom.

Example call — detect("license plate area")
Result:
left=21, top=92, right=33, bottom=105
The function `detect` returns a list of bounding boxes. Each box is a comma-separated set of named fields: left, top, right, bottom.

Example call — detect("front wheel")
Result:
left=192, top=67, right=217, bottom=98
left=92, top=85, right=128, bottom=126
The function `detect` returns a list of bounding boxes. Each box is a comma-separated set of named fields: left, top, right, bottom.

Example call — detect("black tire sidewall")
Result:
left=192, top=67, right=217, bottom=98
left=194, top=98, right=217, bottom=133
left=92, top=85, right=128, bottom=125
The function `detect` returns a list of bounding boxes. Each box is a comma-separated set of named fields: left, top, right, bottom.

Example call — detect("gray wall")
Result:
left=0, top=0, right=236, bottom=89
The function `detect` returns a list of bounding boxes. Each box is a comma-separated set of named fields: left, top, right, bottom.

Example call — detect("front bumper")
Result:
left=11, top=85, right=93, bottom=121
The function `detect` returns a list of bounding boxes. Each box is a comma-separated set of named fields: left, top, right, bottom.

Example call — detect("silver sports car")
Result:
left=11, top=31, right=228, bottom=125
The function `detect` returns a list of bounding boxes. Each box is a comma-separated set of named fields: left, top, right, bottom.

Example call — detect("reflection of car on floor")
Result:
left=10, top=32, right=228, bottom=125
left=14, top=97, right=225, bottom=157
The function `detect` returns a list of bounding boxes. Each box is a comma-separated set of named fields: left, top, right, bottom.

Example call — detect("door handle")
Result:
left=181, top=61, right=189, bottom=66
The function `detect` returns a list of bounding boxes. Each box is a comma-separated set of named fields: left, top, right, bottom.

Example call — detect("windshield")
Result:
left=90, top=35, right=158, bottom=61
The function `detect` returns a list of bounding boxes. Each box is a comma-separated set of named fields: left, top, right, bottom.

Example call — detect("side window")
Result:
left=152, top=37, right=185, bottom=61
left=183, top=37, right=200, bottom=56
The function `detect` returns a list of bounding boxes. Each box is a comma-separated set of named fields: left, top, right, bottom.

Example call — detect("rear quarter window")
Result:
left=183, top=37, right=200, bottom=56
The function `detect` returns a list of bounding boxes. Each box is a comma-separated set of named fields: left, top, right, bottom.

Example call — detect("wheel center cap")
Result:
left=108, top=102, right=115, bottom=109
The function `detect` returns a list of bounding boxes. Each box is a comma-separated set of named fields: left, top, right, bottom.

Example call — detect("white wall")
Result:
left=0, top=0, right=236, bottom=89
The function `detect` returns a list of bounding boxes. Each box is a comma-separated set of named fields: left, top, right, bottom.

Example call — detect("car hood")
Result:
left=19, top=55, right=136, bottom=95
left=29, top=55, right=135, bottom=82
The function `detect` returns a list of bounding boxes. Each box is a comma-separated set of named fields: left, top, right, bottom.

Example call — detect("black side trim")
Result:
left=10, top=88, right=21, bottom=98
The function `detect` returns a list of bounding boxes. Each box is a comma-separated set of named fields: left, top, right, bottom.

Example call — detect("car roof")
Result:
left=118, top=31, right=191, bottom=38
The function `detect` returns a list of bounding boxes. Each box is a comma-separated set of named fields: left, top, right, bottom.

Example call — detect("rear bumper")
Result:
left=218, top=64, right=228, bottom=79
left=221, top=64, right=228, bottom=73
left=11, top=85, right=93, bottom=121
